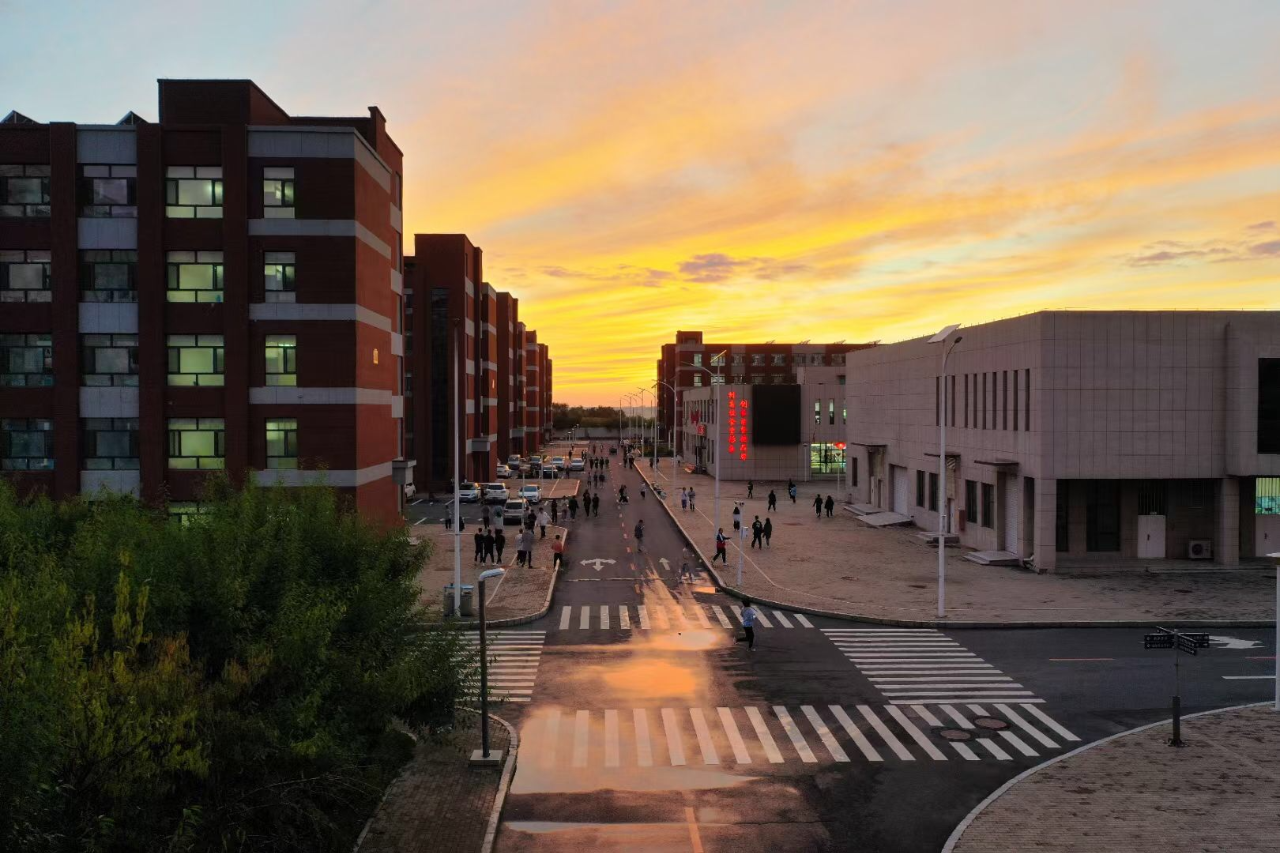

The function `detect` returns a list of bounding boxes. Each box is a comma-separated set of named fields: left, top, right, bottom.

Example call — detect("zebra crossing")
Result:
left=460, top=631, right=545, bottom=704
left=824, top=628, right=1042, bottom=705
left=525, top=701, right=1079, bottom=768
left=556, top=603, right=815, bottom=631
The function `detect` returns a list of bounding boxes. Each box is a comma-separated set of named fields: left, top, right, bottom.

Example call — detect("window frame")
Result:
left=164, top=166, right=223, bottom=219
left=981, top=482, right=995, bottom=528
left=262, top=166, right=295, bottom=219
left=1, top=333, right=54, bottom=387
left=81, top=333, right=139, bottom=387
left=265, top=417, right=299, bottom=469
left=78, top=164, right=137, bottom=218
left=166, top=334, right=226, bottom=386
left=1, top=417, right=54, bottom=470
left=0, top=164, right=52, bottom=218
left=166, top=251, right=225, bottom=303
left=265, top=334, right=298, bottom=386
left=82, top=417, right=140, bottom=471
left=80, top=249, right=138, bottom=302
left=167, top=417, right=226, bottom=470
left=0, top=250, right=53, bottom=303
left=264, top=251, right=296, bottom=303
left=965, top=480, right=978, bottom=524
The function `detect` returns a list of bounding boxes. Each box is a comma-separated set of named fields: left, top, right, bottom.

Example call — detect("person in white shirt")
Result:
left=537, top=509, right=550, bottom=539
left=735, top=599, right=758, bottom=650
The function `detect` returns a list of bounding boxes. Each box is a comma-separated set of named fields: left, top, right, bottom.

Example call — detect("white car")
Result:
left=519, top=484, right=542, bottom=504
left=457, top=482, right=481, bottom=503
left=550, top=456, right=566, bottom=471
left=569, top=458, right=585, bottom=472
left=484, top=483, right=510, bottom=504
left=507, top=455, right=522, bottom=469
left=503, top=498, right=528, bottom=525
left=495, top=464, right=512, bottom=479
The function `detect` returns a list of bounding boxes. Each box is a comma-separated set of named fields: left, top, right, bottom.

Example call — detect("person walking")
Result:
left=732, top=504, right=742, bottom=532
left=493, top=504, right=503, bottom=529
left=788, top=480, right=797, bottom=504
left=552, top=534, right=565, bottom=570
left=591, top=493, right=600, bottom=517
left=634, top=520, right=645, bottom=552
left=515, top=530, right=526, bottom=566
left=444, top=512, right=453, bottom=531
left=525, top=509, right=536, bottom=532
left=736, top=599, right=758, bottom=651
left=639, top=484, right=646, bottom=501
left=713, top=528, right=728, bottom=564
left=680, top=488, right=688, bottom=511
left=762, top=516, right=773, bottom=547
left=483, top=528, right=496, bottom=564
left=813, top=494, right=823, bottom=518
left=538, top=508, right=551, bottom=538
left=568, top=495, right=578, bottom=520
left=767, top=489, right=777, bottom=512
left=688, top=487, right=697, bottom=511
left=747, top=480, right=754, bottom=499
left=523, top=529, right=536, bottom=568
left=473, top=528, right=485, bottom=563
left=750, top=516, right=763, bottom=549
left=679, top=546, right=695, bottom=583
left=551, top=499, right=559, bottom=524
left=495, top=528, right=506, bottom=563
left=825, top=494, right=835, bottom=517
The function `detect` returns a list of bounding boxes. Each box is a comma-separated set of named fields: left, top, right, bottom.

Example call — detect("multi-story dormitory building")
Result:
left=401, top=235, right=552, bottom=495
left=0, top=79, right=554, bottom=523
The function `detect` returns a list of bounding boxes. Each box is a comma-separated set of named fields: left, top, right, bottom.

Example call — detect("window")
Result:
left=1256, top=478, right=1280, bottom=515
left=167, top=334, right=225, bottom=386
left=80, top=250, right=137, bottom=302
left=833, top=353, right=846, bottom=365
left=1136, top=480, right=1167, bottom=515
left=950, top=375, right=956, bottom=427
left=1260, top=359, right=1280, bottom=454
left=981, top=482, right=994, bottom=528
left=928, top=472, right=938, bottom=512
left=265, top=335, right=297, bottom=386
left=1085, top=480, right=1120, bottom=551
left=167, top=418, right=225, bottom=469
left=166, top=251, right=224, bottom=303
left=1013, top=370, right=1019, bottom=431
left=750, top=374, right=764, bottom=384
left=168, top=502, right=205, bottom=525
left=83, top=418, right=139, bottom=470
left=82, top=334, right=138, bottom=386
left=981, top=373, right=987, bottom=429
left=1, top=418, right=54, bottom=470
left=815, top=400, right=821, bottom=425
left=964, top=375, right=970, bottom=428
left=165, top=166, right=223, bottom=218
left=842, top=403, right=847, bottom=424
left=809, top=443, right=846, bottom=477
left=935, top=376, right=940, bottom=427
left=1002, top=370, right=1008, bottom=430
left=1, top=250, right=52, bottom=302
left=264, top=252, right=296, bottom=303
left=0, top=164, right=51, bottom=217
left=1024, top=369, right=1031, bottom=431
left=692, top=353, right=703, bottom=366
left=916, top=470, right=926, bottom=507
left=1056, top=480, right=1069, bottom=552
left=732, top=354, right=745, bottom=366
left=772, top=374, right=785, bottom=384
left=771, top=353, right=786, bottom=366
left=731, top=373, right=743, bottom=384
left=710, top=374, right=725, bottom=385
left=829, top=399, right=835, bottom=425
left=79, top=165, right=136, bottom=217
left=850, top=457, right=858, bottom=487
left=266, top=418, right=298, bottom=468
left=751, top=353, right=765, bottom=366
left=1, top=334, right=53, bottom=386
left=709, top=353, right=724, bottom=367
left=263, top=167, right=295, bottom=218
left=810, top=353, right=824, bottom=366
left=693, top=373, right=703, bottom=387
left=965, top=480, right=978, bottom=524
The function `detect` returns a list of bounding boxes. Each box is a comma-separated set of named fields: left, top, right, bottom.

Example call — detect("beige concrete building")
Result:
left=844, top=311, right=1280, bottom=571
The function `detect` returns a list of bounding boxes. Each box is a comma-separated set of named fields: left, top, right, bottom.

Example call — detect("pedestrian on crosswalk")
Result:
left=713, top=528, right=728, bottom=563
left=750, top=516, right=764, bottom=548
left=495, top=528, right=506, bottom=563
left=825, top=495, right=835, bottom=517
left=767, top=489, right=777, bottom=512
left=591, top=493, right=600, bottom=516
left=762, top=516, right=772, bottom=547
left=679, top=547, right=695, bottom=582
left=634, top=520, right=645, bottom=552
left=736, top=599, right=758, bottom=650
left=552, top=535, right=565, bottom=570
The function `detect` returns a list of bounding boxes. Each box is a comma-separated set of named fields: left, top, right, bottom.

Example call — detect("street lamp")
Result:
left=682, top=350, right=727, bottom=533
left=928, top=324, right=963, bottom=619
left=635, top=387, right=649, bottom=461
left=655, top=379, right=677, bottom=495
left=470, top=567, right=507, bottom=766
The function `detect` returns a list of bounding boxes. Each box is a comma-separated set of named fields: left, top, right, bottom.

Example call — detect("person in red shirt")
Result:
left=552, top=534, right=565, bottom=570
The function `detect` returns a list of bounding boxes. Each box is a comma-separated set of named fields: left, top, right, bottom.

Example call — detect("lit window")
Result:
left=810, top=353, right=823, bottom=365
left=692, top=353, right=702, bottom=366
left=732, top=354, right=745, bottom=366
left=83, top=418, right=139, bottom=470
left=168, top=502, right=205, bottom=525
left=266, top=418, right=298, bottom=468
left=0, top=250, right=52, bottom=302
left=829, top=399, right=835, bottom=425
left=772, top=374, right=785, bottom=384
left=166, top=251, right=224, bottom=303
left=263, top=167, right=295, bottom=218
left=167, top=335, right=225, bottom=386
left=711, top=374, right=725, bottom=385
left=79, top=165, right=136, bottom=217
left=771, top=354, right=786, bottom=366
left=165, top=166, right=223, bottom=218
left=0, top=164, right=51, bottom=217
left=751, top=354, right=765, bottom=366
left=265, top=335, right=297, bottom=386
left=1, top=418, right=54, bottom=470
left=814, top=401, right=821, bottom=425
left=82, top=334, right=138, bottom=387
left=709, top=353, right=725, bottom=367
left=80, top=250, right=137, bottom=302
left=1, top=334, right=53, bottom=387
left=264, top=251, right=296, bottom=302
left=167, top=418, right=225, bottom=469
left=693, top=374, right=703, bottom=387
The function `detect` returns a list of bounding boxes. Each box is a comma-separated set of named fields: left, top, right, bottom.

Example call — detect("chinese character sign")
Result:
left=726, top=390, right=750, bottom=461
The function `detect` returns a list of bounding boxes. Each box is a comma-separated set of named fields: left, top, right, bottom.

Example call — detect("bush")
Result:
left=0, top=479, right=473, bottom=852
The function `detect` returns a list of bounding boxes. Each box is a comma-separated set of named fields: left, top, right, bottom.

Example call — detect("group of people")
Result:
left=677, top=487, right=698, bottom=511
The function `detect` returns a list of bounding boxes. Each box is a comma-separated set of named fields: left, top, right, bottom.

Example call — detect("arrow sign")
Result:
left=579, top=558, right=616, bottom=572
left=1209, top=635, right=1263, bottom=650
left=658, top=558, right=671, bottom=571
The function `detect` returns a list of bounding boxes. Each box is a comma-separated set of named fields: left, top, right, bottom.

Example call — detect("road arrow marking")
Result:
left=659, top=558, right=671, bottom=571
left=580, top=557, right=616, bottom=572
left=1210, top=635, right=1263, bottom=650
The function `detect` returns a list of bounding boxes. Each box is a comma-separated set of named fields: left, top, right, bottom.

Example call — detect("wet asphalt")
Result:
left=474, top=452, right=1276, bottom=853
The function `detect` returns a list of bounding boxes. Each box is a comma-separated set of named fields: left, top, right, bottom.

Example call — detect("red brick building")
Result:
left=0, top=80, right=408, bottom=525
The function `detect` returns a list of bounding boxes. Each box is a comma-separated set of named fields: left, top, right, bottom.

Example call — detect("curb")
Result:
left=426, top=527, right=567, bottom=630
left=634, top=467, right=1275, bottom=630
left=479, top=712, right=519, bottom=853
left=940, top=701, right=1271, bottom=853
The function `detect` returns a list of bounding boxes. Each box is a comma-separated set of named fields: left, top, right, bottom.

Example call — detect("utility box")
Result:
left=443, top=584, right=474, bottom=618
left=1137, top=514, right=1166, bottom=559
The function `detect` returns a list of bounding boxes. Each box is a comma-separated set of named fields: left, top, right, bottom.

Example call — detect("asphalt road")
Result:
left=471, top=449, right=1276, bottom=852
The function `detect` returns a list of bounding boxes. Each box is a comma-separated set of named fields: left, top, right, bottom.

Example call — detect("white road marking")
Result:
left=999, top=730, right=1039, bottom=757
left=911, top=705, right=945, bottom=726
left=711, top=606, right=733, bottom=628
left=773, top=611, right=794, bottom=628
left=604, top=709, right=620, bottom=767
left=880, top=687, right=1030, bottom=694
left=1223, top=675, right=1276, bottom=680
left=801, top=705, right=849, bottom=762
left=730, top=605, right=744, bottom=624
left=938, top=705, right=973, bottom=728
left=872, top=676, right=1015, bottom=682
left=559, top=607, right=572, bottom=630
left=572, top=710, right=590, bottom=767
left=886, top=706, right=947, bottom=761
left=541, top=710, right=560, bottom=768
left=637, top=605, right=651, bottom=630
left=692, top=606, right=711, bottom=628
left=717, top=707, right=752, bottom=764
left=892, top=698, right=1045, bottom=704
left=753, top=610, right=774, bottom=628
left=600, top=605, right=610, bottom=630
left=976, top=738, right=1013, bottom=760
left=619, top=607, right=631, bottom=630
left=661, top=708, right=687, bottom=766
left=995, top=704, right=1058, bottom=749
left=579, top=606, right=590, bottom=630
left=1021, top=704, right=1081, bottom=742
left=794, top=614, right=814, bottom=628
left=857, top=705, right=914, bottom=760
left=689, top=709, right=720, bottom=765
left=773, top=706, right=817, bottom=763
left=828, top=705, right=883, bottom=762
left=745, top=706, right=784, bottom=763
left=634, top=709, right=653, bottom=766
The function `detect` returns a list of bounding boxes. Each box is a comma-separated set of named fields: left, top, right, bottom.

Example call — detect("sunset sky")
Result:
left=5, top=0, right=1279, bottom=404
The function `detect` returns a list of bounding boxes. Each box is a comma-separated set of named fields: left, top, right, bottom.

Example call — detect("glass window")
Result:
left=731, top=354, right=744, bottom=366
left=167, top=334, right=225, bottom=386
left=1260, top=359, right=1280, bottom=454
left=833, top=353, right=846, bottom=365
left=709, top=353, right=725, bottom=367
left=164, top=166, right=223, bottom=218
left=1255, top=477, right=1280, bottom=515
left=266, top=418, right=298, bottom=468
left=265, top=334, right=297, bottom=386
left=78, top=165, right=137, bottom=217
left=981, top=482, right=995, bottom=529
left=772, top=374, right=785, bottom=384
left=965, top=480, right=978, bottom=523
left=263, top=167, right=295, bottom=218
left=928, top=472, right=938, bottom=512
left=80, top=250, right=137, bottom=302
left=814, top=400, right=821, bottom=425
left=916, top=470, right=925, bottom=507
left=692, top=353, right=702, bottom=366
left=167, top=417, right=225, bottom=469
left=829, top=399, right=835, bottom=425
left=842, top=403, right=847, bottom=424
left=692, top=374, right=703, bottom=387
left=1, top=334, right=53, bottom=387
left=809, top=442, right=846, bottom=478
left=82, top=334, right=138, bottom=386
left=750, top=374, right=764, bottom=384
left=810, top=353, right=824, bottom=365
left=264, top=252, right=296, bottom=302
left=1, top=418, right=54, bottom=470
left=0, top=250, right=52, bottom=302
left=168, top=502, right=205, bottom=525
left=83, top=418, right=139, bottom=470
left=166, top=251, right=224, bottom=303
left=0, top=164, right=51, bottom=217
left=771, top=354, right=785, bottom=366
left=751, top=354, right=765, bottom=366
left=1085, top=480, right=1120, bottom=551
left=710, top=374, right=725, bottom=385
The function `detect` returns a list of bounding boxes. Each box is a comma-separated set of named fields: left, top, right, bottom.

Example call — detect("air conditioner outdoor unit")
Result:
left=1187, top=539, right=1213, bottom=560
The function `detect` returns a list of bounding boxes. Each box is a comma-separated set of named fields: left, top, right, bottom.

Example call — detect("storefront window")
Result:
left=809, top=442, right=846, bottom=478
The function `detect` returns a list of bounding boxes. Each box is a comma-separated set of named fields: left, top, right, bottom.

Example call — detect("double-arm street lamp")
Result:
left=654, top=379, right=677, bottom=490
left=682, top=350, right=728, bottom=532
left=928, top=324, right=963, bottom=619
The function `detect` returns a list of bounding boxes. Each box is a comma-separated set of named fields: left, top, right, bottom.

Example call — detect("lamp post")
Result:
left=682, top=351, right=727, bottom=532
left=655, top=380, right=677, bottom=496
left=635, top=387, right=649, bottom=461
left=927, top=325, right=963, bottom=619
left=470, top=567, right=506, bottom=766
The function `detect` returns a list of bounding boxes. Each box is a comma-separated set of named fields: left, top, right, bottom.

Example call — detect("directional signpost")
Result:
left=1144, top=626, right=1210, bottom=746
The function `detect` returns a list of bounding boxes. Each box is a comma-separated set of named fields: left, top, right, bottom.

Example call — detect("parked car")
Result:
left=569, top=458, right=585, bottom=472
left=502, top=498, right=528, bottom=524
left=519, top=484, right=542, bottom=504
left=484, top=483, right=510, bottom=504
left=540, top=467, right=559, bottom=480
left=507, top=454, right=522, bottom=469
left=458, top=482, right=481, bottom=503
left=550, top=456, right=566, bottom=471
left=495, top=464, right=512, bottom=479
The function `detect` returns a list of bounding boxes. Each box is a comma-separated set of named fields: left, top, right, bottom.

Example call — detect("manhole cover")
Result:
left=939, top=728, right=973, bottom=741
left=973, top=717, right=1009, bottom=731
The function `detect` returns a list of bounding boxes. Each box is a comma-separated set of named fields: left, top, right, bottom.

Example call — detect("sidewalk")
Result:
left=638, top=462, right=1275, bottom=626
left=948, top=703, right=1280, bottom=852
